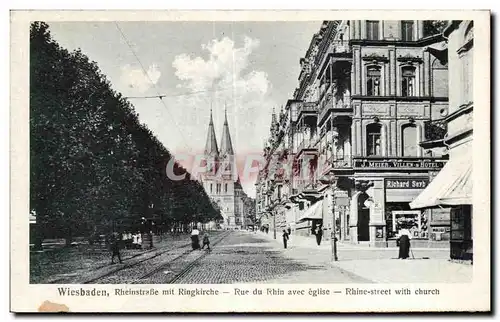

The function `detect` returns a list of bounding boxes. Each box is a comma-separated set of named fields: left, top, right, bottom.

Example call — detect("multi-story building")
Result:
left=411, top=21, right=474, bottom=260
left=201, top=109, right=247, bottom=229
left=257, top=20, right=452, bottom=248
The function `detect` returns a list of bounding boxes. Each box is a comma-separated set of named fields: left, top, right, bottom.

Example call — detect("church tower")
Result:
left=201, top=107, right=243, bottom=229
left=204, top=108, right=219, bottom=175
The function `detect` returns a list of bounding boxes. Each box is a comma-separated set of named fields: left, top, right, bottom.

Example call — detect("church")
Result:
left=200, top=108, right=248, bottom=230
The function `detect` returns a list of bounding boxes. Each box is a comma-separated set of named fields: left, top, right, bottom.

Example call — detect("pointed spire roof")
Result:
left=204, top=107, right=219, bottom=156
left=220, top=104, right=234, bottom=156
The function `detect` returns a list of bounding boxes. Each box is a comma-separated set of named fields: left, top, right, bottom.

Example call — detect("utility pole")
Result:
left=331, top=184, right=338, bottom=261
left=273, top=211, right=277, bottom=239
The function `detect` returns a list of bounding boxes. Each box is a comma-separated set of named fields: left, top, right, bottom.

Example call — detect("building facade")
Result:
left=201, top=109, right=247, bottom=229
left=257, top=20, right=453, bottom=247
left=411, top=20, right=474, bottom=260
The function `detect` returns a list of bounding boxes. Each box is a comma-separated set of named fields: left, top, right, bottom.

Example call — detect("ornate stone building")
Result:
left=257, top=20, right=453, bottom=247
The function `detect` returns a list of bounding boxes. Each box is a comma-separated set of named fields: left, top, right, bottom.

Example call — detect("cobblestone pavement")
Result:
left=170, top=231, right=369, bottom=284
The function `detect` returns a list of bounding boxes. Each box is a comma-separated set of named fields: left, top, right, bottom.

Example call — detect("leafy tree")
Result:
left=424, top=20, right=448, bottom=37
left=30, top=22, right=219, bottom=248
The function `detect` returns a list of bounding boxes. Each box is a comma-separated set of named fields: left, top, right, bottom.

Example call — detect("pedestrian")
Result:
left=287, top=226, right=292, bottom=236
left=191, top=227, right=200, bottom=250
left=314, top=225, right=323, bottom=246
left=397, top=225, right=412, bottom=259
left=110, top=232, right=123, bottom=264
left=282, top=229, right=290, bottom=249
left=201, top=234, right=211, bottom=250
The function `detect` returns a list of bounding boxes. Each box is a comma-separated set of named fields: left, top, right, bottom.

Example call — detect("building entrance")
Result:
left=357, top=193, right=370, bottom=242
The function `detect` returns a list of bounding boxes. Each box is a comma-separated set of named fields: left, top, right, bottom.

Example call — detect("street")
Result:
left=34, top=231, right=369, bottom=284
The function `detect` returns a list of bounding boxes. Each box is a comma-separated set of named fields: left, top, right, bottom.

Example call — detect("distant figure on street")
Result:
left=191, top=227, right=200, bottom=250
left=282, top=230, right=290, bottom=249
left=110, top=232, right=123, bottom=264
left=201, top=234, right=211, bottom=250
left=397, top=226, right=412, bottom=259
left=314, top=225, right=323, bottom=246
left=287, top=226, right=292, bottom=236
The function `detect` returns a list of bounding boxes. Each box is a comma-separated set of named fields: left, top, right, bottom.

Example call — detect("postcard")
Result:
left=10, top=9, right=490, bottom=313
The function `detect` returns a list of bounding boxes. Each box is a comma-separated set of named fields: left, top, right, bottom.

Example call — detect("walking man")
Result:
left=110, top=232, right=123, bottom=264
left=282, top=229, right=290, bottom=249
left=314, top=225, right=323, bottom=246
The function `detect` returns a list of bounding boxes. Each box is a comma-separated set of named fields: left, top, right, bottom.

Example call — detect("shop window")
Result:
left=366, top=66, right=382, bottom=96
left=401, top=66, right=416, bottom=97
left=366, top=20, right=379, bottom=40
left=391, top=210, right=428, bottom=239
left=401, top=20, right=414, bottom=41
left=366, top=123, right=382, bottom=156
left=401, top=123, right=418, bottom=156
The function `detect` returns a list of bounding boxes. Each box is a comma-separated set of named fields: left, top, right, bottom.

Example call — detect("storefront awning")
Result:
left=297, top=200, right=323, bottom=223
left=410, top=153, right=472, bottom=209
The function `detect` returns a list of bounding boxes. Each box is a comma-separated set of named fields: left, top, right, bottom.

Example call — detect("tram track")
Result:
left=131, top=231, right=231, bottom=284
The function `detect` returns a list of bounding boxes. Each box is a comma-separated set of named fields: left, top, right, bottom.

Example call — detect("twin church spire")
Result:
left=204, top=105, right=234, bottom=158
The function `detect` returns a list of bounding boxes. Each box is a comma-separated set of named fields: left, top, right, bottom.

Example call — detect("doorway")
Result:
left=357, top=193, right=370, bottom=242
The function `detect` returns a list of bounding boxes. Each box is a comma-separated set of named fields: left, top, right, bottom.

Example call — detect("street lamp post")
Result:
left=329, top=181, right=338, bottom=261
left=273, top=210, right=277, bottom=240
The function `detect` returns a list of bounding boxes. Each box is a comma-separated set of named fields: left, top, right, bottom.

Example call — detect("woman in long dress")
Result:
left=191, top=227, right=200, bottom=250
left=397, top=226, right=412, bottom=259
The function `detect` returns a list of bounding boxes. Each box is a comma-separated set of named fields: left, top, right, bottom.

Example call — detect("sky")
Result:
left=47, top=21, right=322, bottom=197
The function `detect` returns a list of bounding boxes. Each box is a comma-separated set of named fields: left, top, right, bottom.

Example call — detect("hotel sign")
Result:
left=353, top=158, right=447, bottom=170
left=385, top=178, right=429, bottom=189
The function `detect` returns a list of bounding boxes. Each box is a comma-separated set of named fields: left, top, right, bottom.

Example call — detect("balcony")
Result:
left=321, top=155, right=353, bottom=177
left=420, top=118, right=447, bottom=149
left=296, top=138, right=318, bottom=158
left=296, top=101, right=319, bottom=122
left=318, top=92, right=352, bottom=126
left=424, top=119, right=447, bottom=141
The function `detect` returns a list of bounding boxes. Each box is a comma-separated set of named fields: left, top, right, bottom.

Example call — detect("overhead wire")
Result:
left=114, top=22, right=192, bottom=152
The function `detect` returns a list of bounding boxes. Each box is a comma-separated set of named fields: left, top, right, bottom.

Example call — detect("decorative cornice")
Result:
left=362, top=53, right=389, bottom=63
left=396, top=54, right=423, bottom=63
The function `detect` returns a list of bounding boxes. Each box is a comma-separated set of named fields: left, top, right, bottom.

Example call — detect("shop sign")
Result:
left=353, top=158, right=447, bottom=170
left=385, top=178, right=429, bottom=189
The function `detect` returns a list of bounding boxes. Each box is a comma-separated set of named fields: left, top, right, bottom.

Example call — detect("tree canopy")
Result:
left=30, top=22, right=221, bottom=243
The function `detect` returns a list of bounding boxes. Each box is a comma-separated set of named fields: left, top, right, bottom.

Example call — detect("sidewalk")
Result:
left=256, top=231, right=472, bottom=283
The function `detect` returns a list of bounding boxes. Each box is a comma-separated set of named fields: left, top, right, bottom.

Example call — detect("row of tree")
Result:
left=30, top=22, right=222, bottom=248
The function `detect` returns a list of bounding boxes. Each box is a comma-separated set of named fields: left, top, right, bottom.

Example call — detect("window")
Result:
left=366, top=123, right=382, bottom=156
left=401, top=66, right=416, bottom=97
left=366, top=21, right=379, bottom=40
left=366, top=66, right=381, bottom=96
left=210, top=183, right=213, bottom=193
left=401, top=21, right=414, bottom=41
left=402, top=123, right=418, bottom=156
left=224, top=183, right=228, bottom=193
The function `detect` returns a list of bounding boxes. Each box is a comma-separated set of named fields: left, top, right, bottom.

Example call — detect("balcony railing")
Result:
left=324, top=155, right=353, bottom=171
left=424, top=119, right=447, bottom=141
left=297, top=101, right=319, bottom=116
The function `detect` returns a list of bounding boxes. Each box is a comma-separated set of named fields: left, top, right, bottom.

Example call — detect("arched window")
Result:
left=402, top=123, right=418, bottom=156
left=366, top=66, right=381, bottom=96
left=401, top=66, right=416, bottom=97
left=366, top=123, right=382, bottom=156
left=431, top=58, right=448, bottom=97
